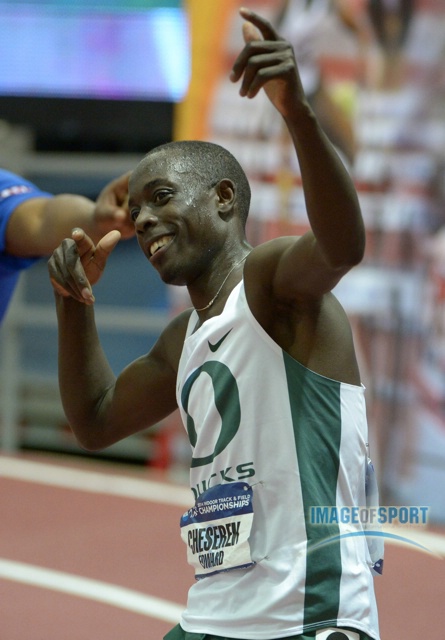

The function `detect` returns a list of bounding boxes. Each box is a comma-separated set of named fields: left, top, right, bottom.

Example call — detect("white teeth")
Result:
left=149, top=236, right=172, bottom=256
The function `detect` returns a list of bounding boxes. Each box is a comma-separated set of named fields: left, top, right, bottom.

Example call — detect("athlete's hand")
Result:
left=230, top=7, right=306, bottom=119
left=92, top=172, right=134, bottom=240
left=48, top=228, right=120, bottom=304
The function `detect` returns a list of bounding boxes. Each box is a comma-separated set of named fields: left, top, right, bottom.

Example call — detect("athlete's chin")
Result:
left=157, top=266, right=187, bottom=287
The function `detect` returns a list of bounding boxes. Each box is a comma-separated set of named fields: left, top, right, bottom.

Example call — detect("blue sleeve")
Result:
left=0, top=169, right=54, bottom=323
left=0, top=168, right=53, bottom=258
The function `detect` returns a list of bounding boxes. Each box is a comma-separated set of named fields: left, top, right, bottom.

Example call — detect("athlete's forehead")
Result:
left=129, top=149, right=206, bottom=196
left=135, top=148, right=190, bottom=178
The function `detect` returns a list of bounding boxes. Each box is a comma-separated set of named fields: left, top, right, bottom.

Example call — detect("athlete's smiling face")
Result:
left=129, top=150, right=228, bottom=286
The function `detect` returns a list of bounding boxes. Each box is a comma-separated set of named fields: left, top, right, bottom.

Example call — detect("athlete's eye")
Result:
left=130, top=208, right=140, bottom=222
left=153, top=189, right=173, bottom=204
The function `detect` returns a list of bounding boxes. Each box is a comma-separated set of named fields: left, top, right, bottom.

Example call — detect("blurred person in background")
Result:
left=366, top=0, right=415, bottom=89
left=276, top=0, right=363, bottom=165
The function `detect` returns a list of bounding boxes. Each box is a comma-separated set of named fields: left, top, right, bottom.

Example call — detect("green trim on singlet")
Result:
left=283, top=353, right=343, bottom=631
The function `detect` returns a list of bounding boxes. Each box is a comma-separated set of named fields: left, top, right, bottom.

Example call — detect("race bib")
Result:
left=180, top=482, right=255, bottom=579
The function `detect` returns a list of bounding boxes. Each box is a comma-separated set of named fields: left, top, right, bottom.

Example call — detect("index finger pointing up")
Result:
left=230, top=8, right=282, bottom=83
left=239, top=7, right=281, bottom=42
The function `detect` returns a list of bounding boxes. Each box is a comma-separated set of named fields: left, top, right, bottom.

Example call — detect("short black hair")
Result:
left=145, top=140, right=251, bottom=226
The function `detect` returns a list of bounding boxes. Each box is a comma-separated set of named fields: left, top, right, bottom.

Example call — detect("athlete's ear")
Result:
left=215, top=179, right=236, bottom=218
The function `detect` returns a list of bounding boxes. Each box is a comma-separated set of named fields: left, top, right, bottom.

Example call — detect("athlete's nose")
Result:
left=135, top=206, right=158, bottom=233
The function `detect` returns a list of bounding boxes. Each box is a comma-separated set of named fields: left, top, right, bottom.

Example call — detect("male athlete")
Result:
left=48, top=8, right=380, bottom=640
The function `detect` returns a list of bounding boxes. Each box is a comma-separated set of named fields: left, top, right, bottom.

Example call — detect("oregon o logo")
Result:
left=181, top=361, right=241, bottom=468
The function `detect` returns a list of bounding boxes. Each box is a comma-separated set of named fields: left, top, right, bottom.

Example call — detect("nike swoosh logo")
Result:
left=208, top=329, right=233, bottom=352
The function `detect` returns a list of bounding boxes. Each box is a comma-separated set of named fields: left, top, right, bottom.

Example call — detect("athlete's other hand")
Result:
left=93, top=172, right=134, bottom=240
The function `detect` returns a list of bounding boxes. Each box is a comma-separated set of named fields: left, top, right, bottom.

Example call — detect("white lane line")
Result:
left=382, top=527, right=445, bottom=557
left=0, top=559, right=184, bottom=622
left=0, top=456, right=192, bottom=507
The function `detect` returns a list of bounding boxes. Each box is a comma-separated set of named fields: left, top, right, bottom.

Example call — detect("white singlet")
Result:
left=176, top=280, right=380, bottom=640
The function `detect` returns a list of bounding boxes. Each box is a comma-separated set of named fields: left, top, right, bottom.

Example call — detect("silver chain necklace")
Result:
left=195, top=254, right=249, bottom=312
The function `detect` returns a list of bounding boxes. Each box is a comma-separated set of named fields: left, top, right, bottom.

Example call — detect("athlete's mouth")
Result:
left=149, top=235, right=173, bottom=256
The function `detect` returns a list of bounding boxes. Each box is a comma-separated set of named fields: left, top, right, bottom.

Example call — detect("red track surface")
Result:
left=1, top=453, right=444, bottom=640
